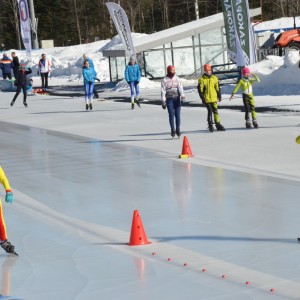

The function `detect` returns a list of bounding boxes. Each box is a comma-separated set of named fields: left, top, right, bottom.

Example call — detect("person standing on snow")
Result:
left=38, top=53, right=51, bottom=92
left=0, top=53, right=12, bottom=80
left=229, top=67, right=260, bottom=128
left=82, top=60, right=96, bottom=110
left=11, top=52, right=20, bottom=80
left=10, top=64, right=32, bottom=108
left=82, top=54, right=99, bottom=99
left=125, top=56, right=141, bottom=110
left=0, top=166, right=16, bottom=255
left=198, top=63, right=225, bottom=132
left=161, top=65, right=185, bottom=138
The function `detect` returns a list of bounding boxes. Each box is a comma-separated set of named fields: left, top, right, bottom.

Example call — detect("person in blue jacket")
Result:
left=125, top=55, right=141, bottom=109
left=83, top=54, right=100, bottom=99
left=82, top=60, right=96, bottom=110
left=0, top=53, right=12, bottom=80
left=10, top=64, right=32, bottom=107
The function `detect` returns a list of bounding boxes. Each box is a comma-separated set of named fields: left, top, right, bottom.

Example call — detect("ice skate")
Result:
left=10, top=100, right=15, bottom=107
left=252, top=119, right=258, bottom=128
left=216, top=123, right=225, bottom=131
left=86, top=104, right=89, bottom=111
left=135, top=98, right=141, bottom=108
left=89, top=103, right=93, bottom=110
left=208, top=123, right=214, bottom=132
left=23, top=101, right=28, bottom=108
left=176, top=130, right=181, bottom=138
left=171, top=130, right=176, bottom=138
left=0, top=240, right=18, bottom=256
left=131, top=103, right=134, bottom=110
left=245, top=120, right=252, bottom=128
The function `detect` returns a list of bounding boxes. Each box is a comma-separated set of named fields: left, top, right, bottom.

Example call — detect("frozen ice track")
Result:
left=1, top=121, right=300, bottom=299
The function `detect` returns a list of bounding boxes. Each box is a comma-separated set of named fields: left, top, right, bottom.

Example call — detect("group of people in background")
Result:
left=0, top=52, right=52, bottom=107
left=160, top=63, right=260, bottom=137
left=120, top=55, right=260, bottom=137
left=2, top=51, right=260, bottom=133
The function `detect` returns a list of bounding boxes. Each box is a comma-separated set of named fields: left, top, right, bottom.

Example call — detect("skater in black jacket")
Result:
left=10, top=64, right=32, bottom=107
left=11, top=52, right=20, bottom=79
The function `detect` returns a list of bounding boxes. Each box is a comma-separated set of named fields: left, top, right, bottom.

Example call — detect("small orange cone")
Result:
left=129, top=210, right=151, bottom=246
left=179, top=136, right=193, bottom=158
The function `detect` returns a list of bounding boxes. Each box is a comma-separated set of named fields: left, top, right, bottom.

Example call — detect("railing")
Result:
left=257, top=47, right=286, bottom=61
left=211, top=63, right=241, bottom=86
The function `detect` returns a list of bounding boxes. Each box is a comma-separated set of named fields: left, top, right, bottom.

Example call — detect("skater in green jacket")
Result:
left=197, top=64, right=225, bottom=132
left=230, top=67, right=260, bottom=128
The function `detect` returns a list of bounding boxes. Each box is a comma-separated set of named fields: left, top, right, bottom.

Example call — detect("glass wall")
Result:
left=108, top=27, right=229, bottom=81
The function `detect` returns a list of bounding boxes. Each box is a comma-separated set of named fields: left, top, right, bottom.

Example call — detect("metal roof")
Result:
left=103, top=7, right=261, bottom=57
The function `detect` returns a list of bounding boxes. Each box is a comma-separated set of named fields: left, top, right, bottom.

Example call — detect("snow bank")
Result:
left=250, top=50, right=300, bottom=88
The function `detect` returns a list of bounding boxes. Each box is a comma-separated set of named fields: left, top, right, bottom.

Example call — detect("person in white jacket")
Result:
left=38, top=53, right=51, bottom=91
left=161, top=65, right=185, bottom=138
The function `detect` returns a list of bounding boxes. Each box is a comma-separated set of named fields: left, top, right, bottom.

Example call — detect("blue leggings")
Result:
left=129, top=81, right=139, bottom=100
left=84, top=82, right=94, bottom=102
left=166, top=97, right=181, bottom=132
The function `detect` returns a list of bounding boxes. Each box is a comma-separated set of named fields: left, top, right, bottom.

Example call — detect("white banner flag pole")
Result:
left=17, top=0, right=32, bottom=58
left=106, top=2, right=135, bottom=58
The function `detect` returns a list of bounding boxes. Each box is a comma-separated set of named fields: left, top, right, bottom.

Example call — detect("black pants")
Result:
left=12, top=85, right=27, bottom=103
left=3, top=73, right=12, bottom=80
left=41, top=73, right=48, bottom=89
left=13, top=68, right=18, bottom=79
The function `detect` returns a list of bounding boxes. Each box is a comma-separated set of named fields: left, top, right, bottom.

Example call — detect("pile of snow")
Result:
left=248, top=50, right=300, bottom=95
left=113, top=77, right=161, bottom=91
left=9, top=40, right=112, bottom=83
left=254, top=17, right=300, bottom=31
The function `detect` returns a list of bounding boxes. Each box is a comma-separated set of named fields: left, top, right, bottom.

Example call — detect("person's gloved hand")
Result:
left=5, top=190, right=13, bottom=204
left=95, top=78, right=100, bottom=82
left=218, top=97, right=222, bottom=102
left=162, top=102, right=167, bottom=110
left=135, top=81, right=139, bottom=85
left=127, top=81, right=130, bottom=84
left=88, top=81, right=92, bottom=84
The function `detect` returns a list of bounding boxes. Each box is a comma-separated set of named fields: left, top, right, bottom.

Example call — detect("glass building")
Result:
left=103, top=8, right=261, bottom=81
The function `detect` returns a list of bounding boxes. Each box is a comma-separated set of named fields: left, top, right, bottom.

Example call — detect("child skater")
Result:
left=82, top=60, right=96, bottom=110
left=10, top=64, right=32, bottom=107
left=0, top=166, right=16, bottom=255
left=198, top=63, right=225, bottom=132
left=125, top=55, right=141, bottom=110
left=230, top=67, right=260, bottom=128
left=161, top=65, right=185, bottom=138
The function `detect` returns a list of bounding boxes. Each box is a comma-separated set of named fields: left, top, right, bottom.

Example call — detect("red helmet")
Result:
left=203, top=64, right=212, bottom=72
left=167, top=65, right=176, bottom=74
left=242, top=67, right=250, bottom=76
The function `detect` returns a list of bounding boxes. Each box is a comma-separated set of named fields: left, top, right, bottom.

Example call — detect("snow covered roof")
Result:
left=103, top=8, right=261, bottom=57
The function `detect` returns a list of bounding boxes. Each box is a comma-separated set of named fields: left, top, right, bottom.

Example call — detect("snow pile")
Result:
left=254, top=17, right=300, bottom=31
left=113, top=77, right=161, bottom=91
left=248, top=50, right=300, bottom=94
left=10, top=40, right=112, bottom=83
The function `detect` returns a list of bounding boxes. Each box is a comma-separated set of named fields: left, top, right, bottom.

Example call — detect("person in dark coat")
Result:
left=10, top=64, right=32, bottom=108
left=11, top=52, right=20, bottom=79
left=0, top=53, right=12, bottom=79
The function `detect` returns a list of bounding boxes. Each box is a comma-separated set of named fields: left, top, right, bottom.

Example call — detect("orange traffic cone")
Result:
left=129, top=210, right=151, bottom=246
left=179, top=136, right=193, bottom=158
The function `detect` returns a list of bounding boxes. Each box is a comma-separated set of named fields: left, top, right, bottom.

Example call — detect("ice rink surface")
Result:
left=0, top=91, right=300, bottom=299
